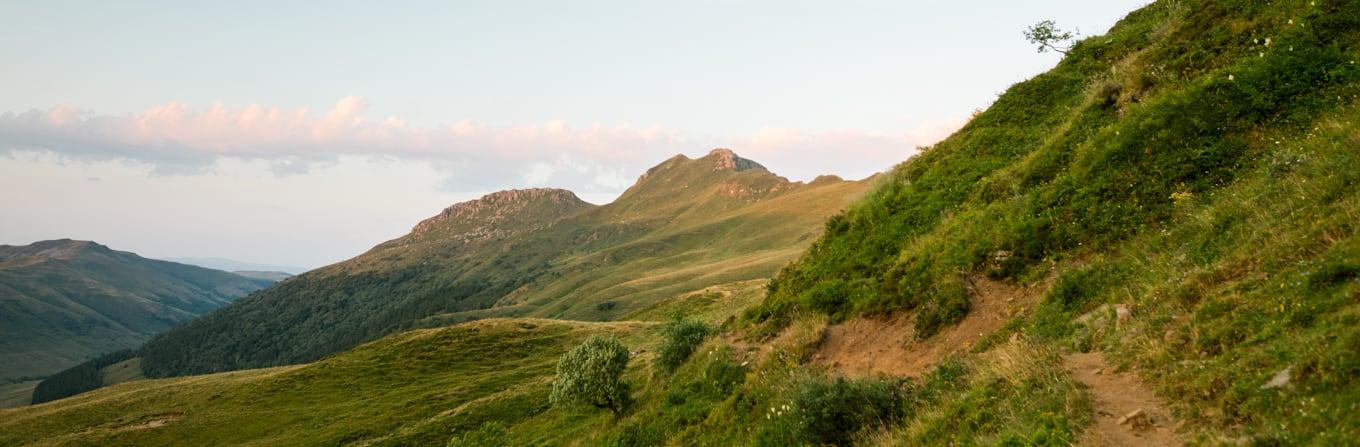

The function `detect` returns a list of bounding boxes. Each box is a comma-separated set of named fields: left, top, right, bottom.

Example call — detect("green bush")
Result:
left=446, top=421, right=507, bottom=447
left=657, top=315, right=712, bottom=372
left=757, top=374, right=906, bottom=447
left=550, top=335, right=631, bottom=414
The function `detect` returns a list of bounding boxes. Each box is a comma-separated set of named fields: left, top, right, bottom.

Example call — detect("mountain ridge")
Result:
left=111, top=149, right=868, bottom=382
left=0, top=239, right=271, bottom=384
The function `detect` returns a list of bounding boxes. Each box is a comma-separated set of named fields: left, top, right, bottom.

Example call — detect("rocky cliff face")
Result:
left=707, top=148, right=766, bottom=172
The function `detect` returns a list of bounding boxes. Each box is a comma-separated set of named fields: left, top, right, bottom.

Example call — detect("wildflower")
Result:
left=1265, top=37, right=1272, bottom=46
left=1228, top=74, right=1235, bottom=81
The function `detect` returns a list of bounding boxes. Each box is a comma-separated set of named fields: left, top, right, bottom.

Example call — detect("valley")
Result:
left=4, top=0, right=1359, bottom=445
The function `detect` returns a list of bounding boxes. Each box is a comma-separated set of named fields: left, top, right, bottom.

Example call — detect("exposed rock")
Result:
left=1117, top=408, right=1151, bottom=429
left=1261, top=366, right=1293, bottom=390
left=707, top=148, right=767, bottom=172
left=1114, top=304, right=1131, bottom=327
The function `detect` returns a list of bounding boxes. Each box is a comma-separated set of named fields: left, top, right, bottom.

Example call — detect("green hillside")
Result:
left=0, top=280, right=1083, bottom=446
left=0, top=239, right=270, bottom=384
left=127, top=149, right=867, bottom=379
left=10, top=0, right=1359, bottom=444
left=746, top=0, right=1360, bottom=442
left=0, top=318, right=657, bottom=446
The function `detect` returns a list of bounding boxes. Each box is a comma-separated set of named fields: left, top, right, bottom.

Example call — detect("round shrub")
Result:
left=550, top=335, right=631, bottom=414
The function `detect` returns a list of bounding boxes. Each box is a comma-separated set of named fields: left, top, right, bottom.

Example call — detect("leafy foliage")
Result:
left=1024, top=20, right=1078, bottom=54
left=551, top=336, right=632, bottom=414
left=656, top=315, right=712, bottom=372
left=757, top=374, right=906, bottom=447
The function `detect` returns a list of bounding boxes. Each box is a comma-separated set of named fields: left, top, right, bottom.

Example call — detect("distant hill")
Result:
left=231, top=271, right=293, bottom=282
left=0, top=240, right=271, bottom=384
left=130, top=149, right=868, bottom=378
left=164, top=257, right=307, bottom=275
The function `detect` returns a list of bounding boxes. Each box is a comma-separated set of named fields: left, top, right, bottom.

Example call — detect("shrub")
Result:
left=550, top=335, right=631, bottom=414
left=657, top=315, right=712, bottom=372
left=757, top=374, right=906, bottom=447
left=446, top=421, right=507, bottom=447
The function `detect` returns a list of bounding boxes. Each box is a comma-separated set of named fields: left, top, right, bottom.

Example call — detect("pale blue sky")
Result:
left=0, top=0, right=1147, bottom=268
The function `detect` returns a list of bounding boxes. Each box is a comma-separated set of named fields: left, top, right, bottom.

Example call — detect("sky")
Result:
left=0, top=0, right=1148, bottom=270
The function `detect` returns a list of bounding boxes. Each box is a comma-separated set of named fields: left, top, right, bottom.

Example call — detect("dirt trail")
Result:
left=811, top=276, right=1039, bottom=377
left=1064, top=352, right=1184, bottom=446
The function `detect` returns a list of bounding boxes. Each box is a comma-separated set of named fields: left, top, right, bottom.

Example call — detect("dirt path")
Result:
left=811, top=276, right=1038, bottom=377
left=1064, top=352, right=1184, bottom=446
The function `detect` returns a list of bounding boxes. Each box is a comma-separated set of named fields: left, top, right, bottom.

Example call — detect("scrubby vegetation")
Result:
left=657, top=314, right=713, bottom=372
left=550, top=336, right=633, bottom=415
left=747, top=0, right=1360, bottom=441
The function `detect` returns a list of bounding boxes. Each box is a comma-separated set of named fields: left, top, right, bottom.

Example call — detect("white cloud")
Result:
left=0, top=97, right=965, bottom=193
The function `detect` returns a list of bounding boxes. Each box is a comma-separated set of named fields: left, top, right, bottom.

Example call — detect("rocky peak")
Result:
left=410, top=188, right=590, bottom=235
left=704, top=148, right=766, bottom=172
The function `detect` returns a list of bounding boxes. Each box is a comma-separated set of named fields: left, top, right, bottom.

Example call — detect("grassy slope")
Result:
left=132, top=150, right=866, bottom=379
left=15, top=2, right=1359, bottom=444
left=0, top=278, right=1088, bottom=447
left=0, top=319, right=657, bottom=447
left=0, top=240, right=270, bottom=381
left=745, top=0, right=1360, bottom=443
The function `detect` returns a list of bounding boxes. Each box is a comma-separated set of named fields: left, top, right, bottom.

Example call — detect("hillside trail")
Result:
left=792, top=273, right=1186, bottom=445
left=1064, top=352, right=1184, bottom=446
left=810, top=275, right=1040, bottom=377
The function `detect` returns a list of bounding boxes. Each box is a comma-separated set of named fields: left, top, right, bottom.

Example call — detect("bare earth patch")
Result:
left=1064, top=352, right=1184, bottom=446
left=811, top=276, right=1040, bottom=377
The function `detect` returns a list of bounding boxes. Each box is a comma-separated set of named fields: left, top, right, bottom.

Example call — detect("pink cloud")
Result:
left=0, top=97, right=964, bottom=191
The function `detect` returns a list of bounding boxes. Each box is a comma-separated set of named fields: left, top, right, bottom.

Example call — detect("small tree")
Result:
left=1024, top=20, right=1078, bottom=54
left=657, top=314, right=712, bottom=372
left=550, top=335, right=631, bottom=414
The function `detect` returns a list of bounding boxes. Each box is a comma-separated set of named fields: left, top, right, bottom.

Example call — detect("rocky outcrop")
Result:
left=411, top=188, right=590, bottom=235
left=707, top=148, right=766, bottom=172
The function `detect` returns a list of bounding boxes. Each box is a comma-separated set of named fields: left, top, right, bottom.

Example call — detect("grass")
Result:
left=129, top=150, right=867, bottom=379
left=742, top=0, right=1360, bottom=441
left=11, top=0, right=1360, bottom=444
left=0, top=319, right=655, bottom=446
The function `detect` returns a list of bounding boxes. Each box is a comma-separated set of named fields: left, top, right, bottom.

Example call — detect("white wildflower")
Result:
left=1228, top=74, right=1235, bottom=81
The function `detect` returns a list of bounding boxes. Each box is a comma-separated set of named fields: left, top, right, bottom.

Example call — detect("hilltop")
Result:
left=101, top=149, right=868, bottom=383
left=0, top=240, right=270, bottom=404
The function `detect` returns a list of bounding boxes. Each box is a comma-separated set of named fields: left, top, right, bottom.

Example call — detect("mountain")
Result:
left=15, top=1, right=1358, bottom=443
left=230, top=271, right=293, bottom=282
left=164, top=257, right=308, bottom=275
left=123, top=149, right=867, bottom=378
left=0, top=239, right=271, bottom=384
